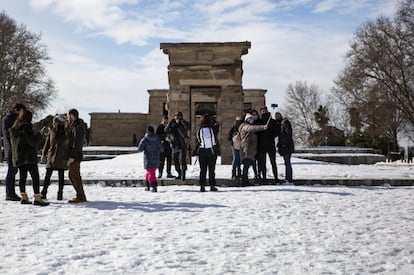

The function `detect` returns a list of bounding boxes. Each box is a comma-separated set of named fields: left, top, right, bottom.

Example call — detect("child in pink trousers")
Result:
left=138, top=126, right=164, bottom=192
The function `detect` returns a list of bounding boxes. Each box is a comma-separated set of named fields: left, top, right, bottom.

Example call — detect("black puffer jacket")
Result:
left=257, top=112, right=279, bottom=152
left=277, top=118, right=294, bottom=156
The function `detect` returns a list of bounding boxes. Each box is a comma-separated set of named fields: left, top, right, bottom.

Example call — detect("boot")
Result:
left=57, top=191, right=63, bottom=201
left=241, top=177, right=251, bottom=187
left=200, top=185, right=206, bottom=192
left=151, top=182, right=157, bottom=193
left=145, top=181, right=150, bottom=191
left=237, top=168, right=242, bottom=179
left=210, top=185, right=218, bottom=192
left=157, top=169, right=162, bottom=179
left=33, top=194, right=49, bottom=206
left=181, top=170, right=186, bottom=181
left=231, top=170, right=236, bottom=179
left=41, top=188, right=47, bottom=200
left=20, top=193, right=31, bottom=204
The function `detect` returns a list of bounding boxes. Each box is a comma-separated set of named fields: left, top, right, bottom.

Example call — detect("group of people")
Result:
left=3, top=103, right=87, bottom=205
left=137, top=107, right=294, bottom=193
left=228, top=107, right=294, bottom=186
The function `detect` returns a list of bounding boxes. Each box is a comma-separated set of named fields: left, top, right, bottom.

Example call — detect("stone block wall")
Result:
left=89, top=113, right=147, bottom=146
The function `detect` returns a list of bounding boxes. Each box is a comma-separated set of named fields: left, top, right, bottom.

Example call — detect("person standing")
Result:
left=2, top=103, right=26, bottom=201
left=256, top=106, right=280, bottom=184
left=195, top=114, right=219, bottom=192
left=275, top=112, right=295, bottom=184
left=9, top=109, right=49, bottom=206
left=66, top=109, right=87, bottom=203
left=155, top=116, right=174, bottom=179
left=228, top=115, right=243, bottom=179
left=239, top=113, right=268, bottom=186
left=165, top=112, right=191, bottom=181
left=138, top=126, right=164, bottom=192
left=250, top=109, right=260, bottom=181
left=40, top=115, right=68, bottom=200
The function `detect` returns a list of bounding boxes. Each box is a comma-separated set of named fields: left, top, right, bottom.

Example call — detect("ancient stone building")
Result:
left=89, top=41, right=267, bottom=164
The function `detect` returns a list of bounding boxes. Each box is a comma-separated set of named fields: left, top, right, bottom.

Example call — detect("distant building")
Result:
left=89, top=42, right=267, bottom=164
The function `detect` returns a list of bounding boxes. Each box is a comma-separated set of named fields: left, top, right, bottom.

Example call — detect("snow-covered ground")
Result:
left=1, top=148, right=413, bottom=274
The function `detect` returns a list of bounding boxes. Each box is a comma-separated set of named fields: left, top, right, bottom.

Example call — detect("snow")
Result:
left=1, top=148, right=413, bottom=274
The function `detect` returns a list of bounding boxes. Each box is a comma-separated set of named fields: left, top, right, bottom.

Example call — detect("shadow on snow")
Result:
left=78, top=200, right=228, bottom=213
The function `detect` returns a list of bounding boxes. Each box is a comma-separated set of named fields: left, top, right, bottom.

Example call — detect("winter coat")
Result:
left=257, top=112, right=279, bottom=153
left=138, top=132, right=164, bottom=169
left=9, top=122, right=42, bottom=167
left=228, top=120, right=243, bottom=147
left=1, top=111, right=18, bottom=160
left=239, top=122, right=266, bottom=161
left=165, top=119, right=190, bottom=150
left=277, top=119, right=295, bottom=156
left=42, top=128, right=69, bottom=170
left=156, top=123, right=172, bottom=154
left=67, top=118, right=85, bottom=161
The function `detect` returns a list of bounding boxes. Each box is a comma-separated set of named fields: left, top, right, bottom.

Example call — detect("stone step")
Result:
left=2, top=178, right=412, bottom=187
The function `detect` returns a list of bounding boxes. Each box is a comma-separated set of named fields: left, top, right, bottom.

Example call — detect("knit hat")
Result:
left=53, top=115, right=66, bottom=125
left=245, top=113, right=254, bottom=122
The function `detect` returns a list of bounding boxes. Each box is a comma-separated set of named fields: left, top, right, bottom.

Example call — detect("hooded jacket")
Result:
left=9, top=122, right=42, bottom=167
left=42, top=126, right=69, bottom=170
left=239, top=121, right=266, bottom=161
left=138, top=132, right=164, bottom=169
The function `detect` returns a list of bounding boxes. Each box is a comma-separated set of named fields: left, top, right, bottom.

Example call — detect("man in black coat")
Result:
left=165, top=112, right=191, bottom=181
left=2, top=103, right=26, bottom=201
left=275, top=112, right=295, bottom=184
left=256, top=106, right=280, bottom=184
left=67, top=108, right=87, bottom=203
left=155, top=116, right=174, bottom=178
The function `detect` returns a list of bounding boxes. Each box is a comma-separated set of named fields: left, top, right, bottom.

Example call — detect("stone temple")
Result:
left=89, top=41, right=267, bottom=164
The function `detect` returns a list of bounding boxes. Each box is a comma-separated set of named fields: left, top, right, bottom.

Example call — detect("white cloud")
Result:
left=25, top=0, right=399, bottom=119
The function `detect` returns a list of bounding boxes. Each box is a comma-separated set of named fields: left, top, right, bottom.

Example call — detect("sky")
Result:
left=0, top=0, right=399, bottom=124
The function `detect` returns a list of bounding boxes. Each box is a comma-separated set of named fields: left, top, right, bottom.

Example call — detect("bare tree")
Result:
left=0, top=11, right=56, bottom=117
left=283, top=80, right=323, bottom=146
left=334, top=0, right=414, bottom=130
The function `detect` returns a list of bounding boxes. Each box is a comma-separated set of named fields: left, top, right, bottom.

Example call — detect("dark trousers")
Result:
left=257, top=150, right=278, bottom=180
left=159, top=148, right=172, bottom=175
left=68, top=160, right=86, bottom=201
left=5, top=154, right=18, bottom=196
left=283, top=153, right=293, bottom=182
left=198, top=148, right=217, bottom=186
left=18, top=164, right=40, bottom=194
left=173, top=148, right=187, bottom=176
left=242, top=158, right=254, bottom=185
left=43, top=168, right=65, bottom=193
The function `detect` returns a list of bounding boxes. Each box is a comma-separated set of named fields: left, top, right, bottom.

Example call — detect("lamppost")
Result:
left=387, top=129, right=391, bottom=162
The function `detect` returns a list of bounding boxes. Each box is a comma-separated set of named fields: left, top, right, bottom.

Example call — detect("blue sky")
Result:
left=1, top=0, right=398, bottom=123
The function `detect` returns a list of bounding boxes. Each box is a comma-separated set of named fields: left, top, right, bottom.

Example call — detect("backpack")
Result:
left=232, top=124, right=244, bottom=150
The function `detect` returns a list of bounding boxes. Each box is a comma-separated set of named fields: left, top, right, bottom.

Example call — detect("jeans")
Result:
left=5, top=154, right=18, bottom=196
left=283, top=153, right=293, bottom=182
left=231, top=146, right=241, bottom=172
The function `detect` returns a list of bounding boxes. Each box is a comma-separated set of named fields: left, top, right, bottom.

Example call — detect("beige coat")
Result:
left=239, top=122, right=266, bottom=161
